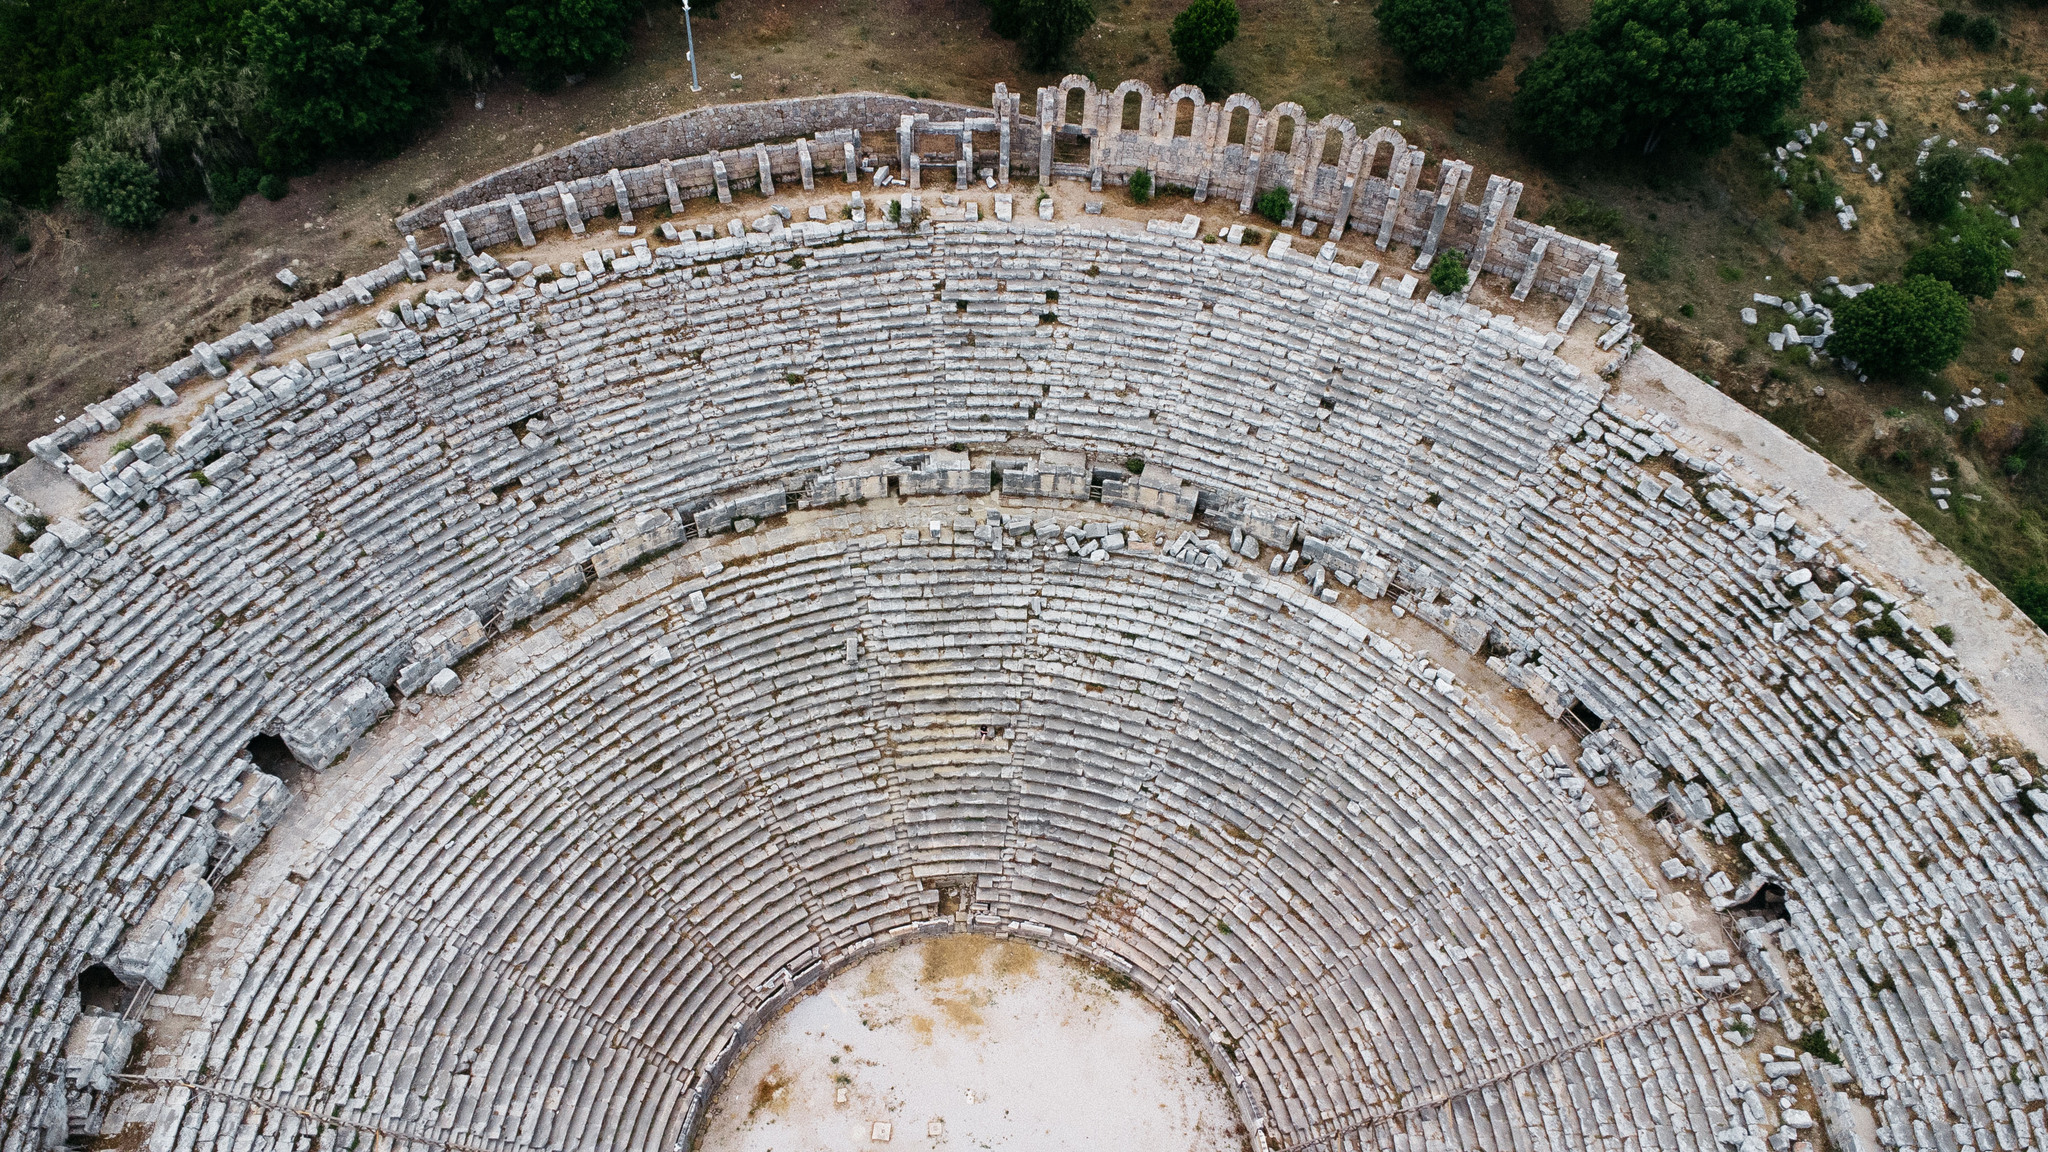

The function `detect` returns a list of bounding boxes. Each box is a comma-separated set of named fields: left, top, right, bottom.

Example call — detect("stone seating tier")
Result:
left=0, top=216, right=2041, bottom=1152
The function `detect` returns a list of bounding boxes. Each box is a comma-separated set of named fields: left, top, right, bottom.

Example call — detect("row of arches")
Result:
left=1036, top=76, right=1412, bottom=203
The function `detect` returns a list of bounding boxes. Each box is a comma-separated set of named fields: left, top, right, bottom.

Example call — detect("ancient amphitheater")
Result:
left=3, top=78, right=2047, bottom=1152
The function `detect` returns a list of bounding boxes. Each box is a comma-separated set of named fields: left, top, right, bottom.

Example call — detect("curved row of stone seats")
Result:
left=128, top=528, right=1728, bottom=1147
left=2, top=215, right=2038, bottom=1150
left=1447, top=408, right=2048, bottom=1148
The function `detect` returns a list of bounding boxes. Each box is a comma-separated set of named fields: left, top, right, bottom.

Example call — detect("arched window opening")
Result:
left=1273, top=118, right=1295, bottom=155
left=1122, top=91, right=1144, bottom=132
left=1321, top=131, right=1344, bottom=166
left=1173, top=100, right=1195, bottom=138
left=1064, top=88, right=1087, bottom=126
left=1228, top=107, right=1250, bottom=145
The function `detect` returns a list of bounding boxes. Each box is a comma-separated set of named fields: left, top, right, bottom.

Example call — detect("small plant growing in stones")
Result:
left=1129, top=168, right=1153, bottom=205
left=1428, top=249, right=1470, bottom=296
left=1253, top=184, right=1291, bottom=224
left=146, top=422, right=173, bottom=440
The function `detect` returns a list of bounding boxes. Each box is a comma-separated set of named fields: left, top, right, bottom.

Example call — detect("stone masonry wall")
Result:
left=396, top=80, right=1627, bottom=327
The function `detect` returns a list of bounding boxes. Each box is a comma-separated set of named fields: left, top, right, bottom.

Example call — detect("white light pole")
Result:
left=682, top=0, right=702, bottom=92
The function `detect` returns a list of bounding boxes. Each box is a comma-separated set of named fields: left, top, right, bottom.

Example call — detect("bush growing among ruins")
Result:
left=1129, top=168, right=1153, bottom=204
left=987, top=0, right=1096, bottom=70
left=1375, top=0, right=1514, bottom=86
left=1253, top=184, right=1290, bottom=224
left=58, top=144, right=163, bottom=229
left=1828, top=276, right=1971, bottom=377
left=1904, top=231, right=2008, bottom=299
left=1510, top=0, right=1804, bottom=158
left=1905, top=152, right=1971, bottom=222
left=1428, top=250, right=1470, bottom=296
left=1169, top=0, right=1240, bottom=80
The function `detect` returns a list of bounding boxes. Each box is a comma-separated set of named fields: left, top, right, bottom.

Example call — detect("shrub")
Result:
left=1511, top=0, right=1804, bottom=158
left=1904, top=233, right=2008, bottom=299
left=987, top=0, right=1096, bottom=70
left=1169, top=0, right=1239, bottom=79
left=1253, top=184, right=1290, bottom=223
left=1845, top=0, right=1884, bottom=33
left=1129, top=168, right=1153, bottom=205
left=1934, top=9, right=1967, bottom=37
left=10, top=235, right=28, bottom=254
left=58, top=145, right=163, bottom=229
left=1376, top=0, right=1515, bottom=85
left=1829, top=275, right=1971, bottom=377
left=258, top=172, right=290, bottom=201
left=1429, top=249, right=1470, bottom=296
left=1784, top=155, right=1842, bottom=218
left=1906, top=152, right=1971, bottom=222
left=1964, top=14, right=1997, bottom=50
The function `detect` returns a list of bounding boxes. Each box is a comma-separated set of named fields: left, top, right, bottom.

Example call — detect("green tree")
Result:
left=242, top=0, right=437, bottom=167
left=1429, top=249, right=1470, bottom=295
left=1254, top=184, right=1291, bottom=223
left=58, top=143, right=163, bottom=228
left=1510, top=0, right=1805, bottom=158
left=1129, top=168, right=1153, bottom=204
left=1170, top=0, right=1239, bottom=79
left=1828, top=275, right=1972, bottom=377
left=988, top=0, right=1095, bottom=70
left=1905, top=152, right=1971, bottom=222
left=1904, top=233, right=2009, bottom=299
left=452, top=0, right=642, bottom=87
left=1375, top=0, right=1515, bottom=85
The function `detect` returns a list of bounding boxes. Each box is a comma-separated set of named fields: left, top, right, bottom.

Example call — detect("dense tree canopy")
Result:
left=1511, top=0, right=1805, bottom=158
left=242, top=0, right=438, bottom=166
left=0, top=0, right=655, bottom=222
left=451, top=0, right=643, bottom=87
left=1375, top=0, right=1515, bottom=85
left=1904, top=233, right=2010, bottom=299
left=1828, top=276, right=1973, bottom=377
left=1170, top=0, right=1240, bottom=78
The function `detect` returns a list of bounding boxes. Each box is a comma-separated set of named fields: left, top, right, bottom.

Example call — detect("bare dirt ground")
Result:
left=698, top=937, right=1243, bottom=1152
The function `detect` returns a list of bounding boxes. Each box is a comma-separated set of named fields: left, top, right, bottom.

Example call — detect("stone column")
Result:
left=556, top=182, right=587, bottom=234
left=1237, top=121, right=1266, bottom=215
left=798, top=139, right=815, bottom=190
left=995, top=84, right=1013, bottom=185
left=503, top=195, right=536, bottom=246
left=908, top=152, right=921, bottom=190
left=712, top=159, right=732, bottom=204
left=1374, top=148, right=1417, bottom=250
left=1039, top=123, right=1053, bottom=184
left=957, top=128, right=973, bottom=188
left=661, top=159, right=685, bottom=214
left=609, top=168, right=633, bottom=222
left=1511, top=236, right=1549, bottom=302
left=1465, top=176, right=1520, bottom=281
left=755, top=143, right=775, bottom=196
left=443, top=210, right=474, bottom=256
left=898, top=115, right=916, bottom=180
left=1413, top=160, right=1470, bottom=270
